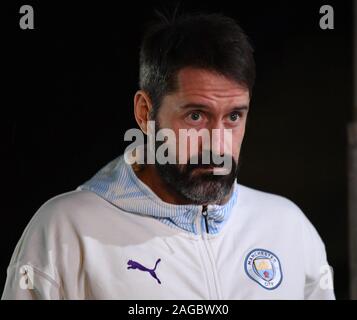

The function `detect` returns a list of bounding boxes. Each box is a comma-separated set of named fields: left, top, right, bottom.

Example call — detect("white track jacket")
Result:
left=2, top=154, right=335, bottom=299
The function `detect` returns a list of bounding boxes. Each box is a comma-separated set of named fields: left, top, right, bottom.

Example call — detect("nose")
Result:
left=209, top=121, right=231, bottom=157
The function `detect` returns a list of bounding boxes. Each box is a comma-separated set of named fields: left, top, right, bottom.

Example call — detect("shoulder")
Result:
left=4, top=190, right=107, bottom=298
left=236, top=183, right=323, bottom=242
left=37, top=189, right=107, bottom=214
left=29, top=189, right=109, bottom=227
left=236, top=183, right=303, bottom=217
left=10, top=190, right=107, bottom=262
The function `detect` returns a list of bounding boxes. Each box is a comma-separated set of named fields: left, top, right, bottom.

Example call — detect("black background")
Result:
left=2, top=0, right=353, bottom=299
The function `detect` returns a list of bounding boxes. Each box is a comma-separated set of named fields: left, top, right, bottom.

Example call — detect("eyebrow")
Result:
left=178, top=103, right=249, bottom=112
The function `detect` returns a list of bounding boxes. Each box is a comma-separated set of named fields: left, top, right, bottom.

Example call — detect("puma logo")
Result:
left=127, top=258, right=162, bottom=284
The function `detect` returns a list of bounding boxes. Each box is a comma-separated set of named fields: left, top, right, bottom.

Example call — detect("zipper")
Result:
left=202, top=205, right=209, bottom=234
left=195, top=205, right=222, bottom=299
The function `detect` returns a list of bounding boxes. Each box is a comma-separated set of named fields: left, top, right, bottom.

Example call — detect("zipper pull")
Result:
left=202, top=205, right=209, bottom=234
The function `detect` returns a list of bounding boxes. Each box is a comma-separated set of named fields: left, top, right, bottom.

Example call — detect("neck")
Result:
left=132, top=163, right=233, bottom=206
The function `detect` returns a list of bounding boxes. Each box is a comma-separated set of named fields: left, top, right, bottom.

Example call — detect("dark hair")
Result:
left=139, top=12, right=256, bottom=118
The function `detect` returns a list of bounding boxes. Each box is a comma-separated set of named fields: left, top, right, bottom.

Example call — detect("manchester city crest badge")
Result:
left=244, top=248, right=283, bottom=290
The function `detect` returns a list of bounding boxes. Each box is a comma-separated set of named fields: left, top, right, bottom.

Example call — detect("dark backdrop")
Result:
left=2, top=0, right=353, bottom=299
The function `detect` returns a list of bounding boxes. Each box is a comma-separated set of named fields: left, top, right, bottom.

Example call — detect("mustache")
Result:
left=184, top=152, right=236, bottom=171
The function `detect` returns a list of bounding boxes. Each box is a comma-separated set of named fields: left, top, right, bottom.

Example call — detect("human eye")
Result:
left=185, top=111, right=204, bottom=124
left=228, top=111, right=242, bottom=122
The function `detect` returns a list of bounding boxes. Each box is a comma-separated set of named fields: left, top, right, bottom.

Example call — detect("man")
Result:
left=2, top=13, right=335, bottom=299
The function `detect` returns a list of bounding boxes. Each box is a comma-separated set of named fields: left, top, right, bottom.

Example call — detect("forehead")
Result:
left=174, top=67, right=250, bottom=104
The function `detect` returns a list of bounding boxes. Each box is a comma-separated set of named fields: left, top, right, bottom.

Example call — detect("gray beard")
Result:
left=154, top=151, right=239, bottom=205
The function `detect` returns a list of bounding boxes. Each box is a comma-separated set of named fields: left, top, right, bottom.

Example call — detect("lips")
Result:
left=190, top=166, right=230, bottom=176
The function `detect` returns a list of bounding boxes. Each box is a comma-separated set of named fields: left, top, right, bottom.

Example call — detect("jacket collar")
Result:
left=79, top=153, right=238, bottom=235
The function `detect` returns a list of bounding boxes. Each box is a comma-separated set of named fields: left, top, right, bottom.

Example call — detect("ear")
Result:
left=133, top=90, right=153, bottom=135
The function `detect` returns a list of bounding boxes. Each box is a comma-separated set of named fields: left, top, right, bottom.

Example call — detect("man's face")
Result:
left=153, top=67, right=250, bottom=205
